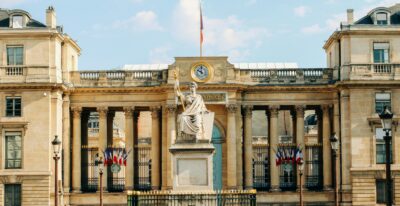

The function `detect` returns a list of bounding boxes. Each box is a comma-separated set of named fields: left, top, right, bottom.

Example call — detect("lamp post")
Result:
left=330, top=133, right=339, bottom=206
left=51, top=135, right=61, bottom=206
left=298, top=158, right=304, bottom=206
left=96, top=155, right=104, bottom=206
left=379, top=106, right=393, bottom=206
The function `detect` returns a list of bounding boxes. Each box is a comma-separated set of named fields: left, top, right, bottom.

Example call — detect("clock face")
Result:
left=194, top=64, right=209, bottom=81
left=191, top=62, right=213, bottom=82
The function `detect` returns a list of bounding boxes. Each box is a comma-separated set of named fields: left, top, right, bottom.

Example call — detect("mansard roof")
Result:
left=355, top=4, right=400, bottom=25
left=0, top=9, right=46, bottom=28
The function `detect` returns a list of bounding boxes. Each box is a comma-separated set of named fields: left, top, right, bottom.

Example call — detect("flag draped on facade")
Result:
left=102, top=147, right=131, bottom=166
left=275, top=145, right=303, bottom=166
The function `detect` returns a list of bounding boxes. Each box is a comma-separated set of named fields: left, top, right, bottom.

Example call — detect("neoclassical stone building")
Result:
left=1, top=4, right=400, bottom=206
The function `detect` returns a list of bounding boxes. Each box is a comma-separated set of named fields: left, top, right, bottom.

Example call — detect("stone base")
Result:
left=170, top=143, right=214, bottom=191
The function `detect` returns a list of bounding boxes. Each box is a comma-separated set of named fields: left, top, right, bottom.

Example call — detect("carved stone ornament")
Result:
left=123, top=106, right=134, bottom=118
left=269, top=105, right=280, bottom=117
left=71, top=107, right=82, bottom=118
left=97, top=107, right=108, bottom=118
left=243, top=105, right=253, bottom=117
left=226, top=104, right=238, bottom=113
left=165, top=104, right=177, bottom=114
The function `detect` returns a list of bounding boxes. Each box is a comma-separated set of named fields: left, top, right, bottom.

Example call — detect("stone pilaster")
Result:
left=295, top=105, right=305, bottom=188
left=97, top=106, right=108, bottom=191
left=123, top=106, right=134, bottom=190
left=226, top=104, right=238, bottom=189
left=243, top=105, right=253, bottom=189
left=62, top=95, right=71, bottom=192
left=322, top=104, right=332, bottom=189
left=269, top=105, right=280, bottom=191
left=150, top=106, right=161, bottom=190
left=165, top=104, right=176, bottom=189
left=71, top=106, right=82, bottom=192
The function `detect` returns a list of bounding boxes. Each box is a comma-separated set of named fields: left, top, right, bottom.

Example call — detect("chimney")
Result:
left=46, top=6, right=56, bottom=28
left=347, top=9, right=354, bottom=24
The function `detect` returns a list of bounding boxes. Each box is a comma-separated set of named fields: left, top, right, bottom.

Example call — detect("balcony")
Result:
left=343, top=63, right=400, bottom=80
left=0, top=65, right=62, bottom=84
left=69, top=70, right=167, bottom=87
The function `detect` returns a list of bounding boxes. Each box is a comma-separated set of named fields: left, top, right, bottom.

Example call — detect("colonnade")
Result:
left=65, top=103, right=339, bottom=192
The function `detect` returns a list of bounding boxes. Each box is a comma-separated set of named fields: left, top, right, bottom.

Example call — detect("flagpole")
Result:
left=199, top=0, right=203, bottom=58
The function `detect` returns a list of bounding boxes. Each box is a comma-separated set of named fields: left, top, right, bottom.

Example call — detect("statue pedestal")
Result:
left=170, top=143, right=215, bottom=191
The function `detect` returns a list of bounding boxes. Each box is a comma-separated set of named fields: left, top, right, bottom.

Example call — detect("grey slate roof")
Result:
left=355, top=4, right=400, bottom=25
left=0, top=9, right=46, bottom=28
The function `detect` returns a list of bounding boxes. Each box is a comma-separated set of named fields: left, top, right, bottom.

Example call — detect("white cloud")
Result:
left=113, top=10, right=163, bottom=31
left=246, top=0, right=257, bottom=5
left=149, top=46, right=173, bottom=64
left=172, top=0, right=269, bottom=60
left=0, top=0, right=26, bottom=7
left=294, top=6, right=309, bottom=17
left=301, top=24, right=324, bottom=34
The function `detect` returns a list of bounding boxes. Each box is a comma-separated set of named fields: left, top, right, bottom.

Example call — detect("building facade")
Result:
left=0, top=4, right=400, bottom=206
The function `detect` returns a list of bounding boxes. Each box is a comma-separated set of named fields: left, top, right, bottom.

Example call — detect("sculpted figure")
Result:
left=175, top=74, right=209, bottom=141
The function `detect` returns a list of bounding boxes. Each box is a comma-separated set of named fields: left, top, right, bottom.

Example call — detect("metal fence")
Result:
left=134, top=145, right=152, bottom=191
left=81, top=146, right=99, bottom=192
left=127, top=190, right=257, bottom=206
left=305, top=144, right=323, bottom=190
left=107, top=146, right=126, bottom=192
left=253, top=144, right=270, bottom=191
left=278, top=144, right=297, bottom=191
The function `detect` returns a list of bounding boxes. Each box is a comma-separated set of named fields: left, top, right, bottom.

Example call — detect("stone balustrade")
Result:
left=342, top=63, right=400, bottom=80
left=0, top=65, right=62, bottom=83
left=70, top=70, right=167, bottom=87
left=241, top=68, right=334, bottom=85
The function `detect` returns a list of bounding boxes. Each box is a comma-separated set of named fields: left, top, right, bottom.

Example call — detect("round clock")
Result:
left=190, top=62, right=213, bottom=82
left=110, top=164, right=121, bottom=173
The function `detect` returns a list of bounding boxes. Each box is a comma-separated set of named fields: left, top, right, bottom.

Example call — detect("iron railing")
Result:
left=134, top=145, right=152, bottom=191
left=81, top=146, right=99, bottom=192
left=127, top=190, right=257, bottom=206
left=305, top=144, right=323, bottom=190
left=278, top=144, right=297, bottom=191
left=252, top=144, right=270, bottom=191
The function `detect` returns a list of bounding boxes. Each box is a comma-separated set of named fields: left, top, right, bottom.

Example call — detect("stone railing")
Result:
left=241, top=68, right=334, bottom=85
left=0, top=65, right=62, bottom=83
left=343, top=63, right=400, bottom=80
left=70, top=70, right=167, bottom=87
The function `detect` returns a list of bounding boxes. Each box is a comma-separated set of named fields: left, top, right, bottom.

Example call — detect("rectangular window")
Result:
left=6, top=97, right=21, bottom=117
left=12, top=16, right=23, bottom=28
left=6, top=46, right=23, bottom=65
left=373, top=43, right=389, bottom=63
left=5, top=132, right=22, bottom=169
left=376, top=128, right=392, bottom=164
left=377, top=13, right=388, bottom=25
left=376, top=179, right=393, bottom=204
left=4, top=184, right=21, bottom=206
left=375, top=93, right=391, bottom=114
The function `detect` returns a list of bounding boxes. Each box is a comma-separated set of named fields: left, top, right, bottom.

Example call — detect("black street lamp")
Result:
left=96, top=155, right=104, bottom=206
left=51, top=135, right=61, bottom=206
left=379, top=106, right=393, bottom=206
left=330, top=133, right=339, bottom=206
left=298, top=158, right=304, bottom=206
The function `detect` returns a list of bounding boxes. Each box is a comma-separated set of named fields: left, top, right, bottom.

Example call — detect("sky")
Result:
left=0, top=0, right=399, bottom=70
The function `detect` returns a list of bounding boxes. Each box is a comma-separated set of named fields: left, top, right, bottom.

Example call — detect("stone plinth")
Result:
left=170, top=143, right=214, bottom=191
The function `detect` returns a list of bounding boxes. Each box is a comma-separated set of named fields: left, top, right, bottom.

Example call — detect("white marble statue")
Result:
left=174, top=73, right=213, bottom=142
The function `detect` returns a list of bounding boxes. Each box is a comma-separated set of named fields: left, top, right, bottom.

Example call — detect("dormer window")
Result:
left=376, top=12, right=388, bottom=25
left=12, top=15, right=23, bottom=28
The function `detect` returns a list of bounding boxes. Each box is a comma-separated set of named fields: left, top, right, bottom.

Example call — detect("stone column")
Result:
left=290, top=110, right=297, bottom=142
left=62, top=95, right=71, bottom=192
left=296, top=105, right=305, bottom=187
left=243, top=105, right=253, bottom=189
left=98, top=107, right=108, bottom=191
left=151, top=107, right=161, bottom=190
left=161, top=106, right=167, bottom=189
left=71, top=106, right=82, bottom=192
left=227, top=104, right=238, bottom=189
left=166, top=104, right=176, bottom=189
left=124, top=106, right=134, bottom=190
left=269, top=105, right=280, bottom=191
left=322, top=104, right=332, bottom=189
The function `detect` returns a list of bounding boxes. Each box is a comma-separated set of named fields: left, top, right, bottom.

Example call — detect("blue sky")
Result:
left=1, top=0, right=398, bottom=69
